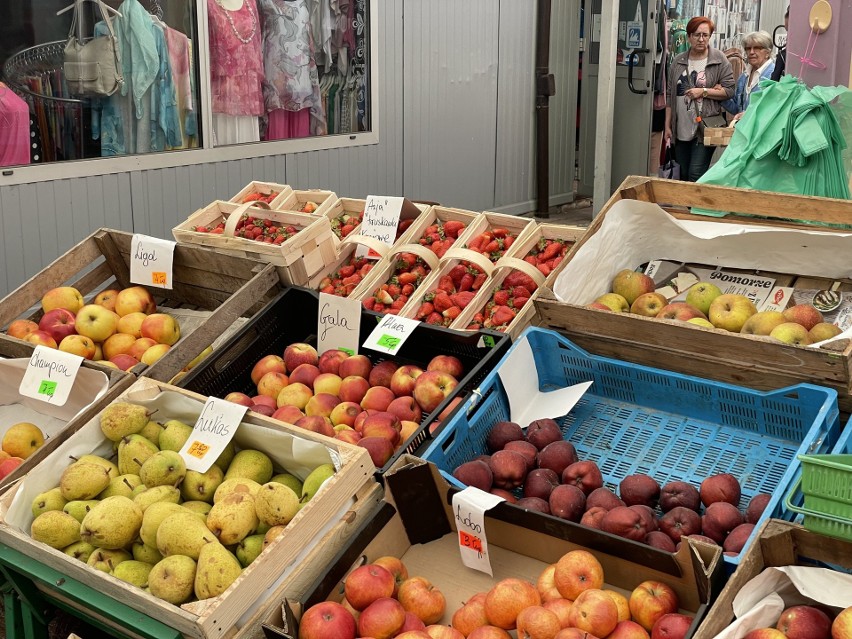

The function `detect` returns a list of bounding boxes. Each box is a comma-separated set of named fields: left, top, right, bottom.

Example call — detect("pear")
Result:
left=140, top=502, right=185, bottom=547
left=112, top=560, right=153, bottom=588
left=213, top=478, right=262, bottom=503
left=118, top=434, right=159, bottom=476
left=300, top=463, right=335, bottom=504
left=213, top=442, right=236, bottom=472
left=156, top=511, right=216, bottom=559
left=76, top=454, right=120, bottom=479
left=63, top=540, right=96, bottom=563
left=133, top=485, right=181, bottom=511
left=206, top=492, right=258, bottom=545
left=139, top=450, right=186, bottom=488
left=131, top=484, right=148, bottom=498
left=32, top=487, right=68, bottom=518
left=132, top=542, right=164, bottom=565
left=87, top=548, right=131, bottom=573
left=236, top=534, right=265, bottom=567
left=263, top=525, right=286, bottom=549
left=180, top=465, right=224, bottom=503
left=80, top=496, right=143, bottom=549
left=194, top=542, right=242, bottom=600
left=98, top=474, right=142, bottom=499
left=255, top=521, right=271, bottom=535
left=255, top=482, right=299, bottom=527
left=158, top=420, right=193, bottom=452
left=223, top=449, right=273, bottom=484
left=99, top=402, right=149, bottom=441
left=139, top=420, right=164, bottom=446
left=182, top=501, right=213, bottom=517
left=31, top=511, right=81, bottom=549
left=270, top=472, right=303, bottom=496
left=63, top=500, right=100, bottom=523
left=148, top=555, right=196, bottom=605
left=60, top=461, right=112, bottom=501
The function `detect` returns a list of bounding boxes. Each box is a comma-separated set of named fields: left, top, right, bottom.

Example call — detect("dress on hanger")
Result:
left=0, top=84, right=32, bottom=167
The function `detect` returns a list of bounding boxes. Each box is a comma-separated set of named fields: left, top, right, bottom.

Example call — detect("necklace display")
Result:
left=215, top=0, right=257, bottom=44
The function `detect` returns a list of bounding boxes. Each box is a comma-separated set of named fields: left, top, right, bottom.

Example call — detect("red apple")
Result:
left=359, top=437, right=396, bottom=468
left=251, top=394, right=277, bottom=409
left=516, top=605, right=562, bottom=639
left=295, top=415, right=335, bottom=438
left=390, top=365, right=425, bottom=397
left=619, top=474, right=661, bottom=508
left=425, top=625, right=465, bottom=639
left=549, top=484, right=587, bottom=522
left=372, top=556, right=408, bottom=597
left=272, top=405, right=305, bottom=424
left=109, top=353, right=140, bottom=371
left=289, top=363, right=321, bottom=389
left=659, top=481, right=701, bottom=512
left=251, top=354, right=287, bottom=385
left=298, top=601, right=356, bottom=639
left=413, top=371, right=459, bottom=413
left=451, top=592, right=489, bottom=637
left=399, top=612, right=427, bottom=634
left=361, top=386, right=395, bottom=412
left=38, top=308, right=77, bottom=343
left=562, top=460, right=603, bottom=495
left=339, top=354, right=372, bottom=380
left=0, top=457, right=24, bottom=480
left=358, top=597, right=406, bottom=639
left=776, top=606, right=832, bottom=639
left=655, top=302, right=707, bottom=322
left=609, top=620, right=652, bottom=639
left=387, top=396, right=423, bottom=423
left=453, top=460, right=493, bottom=492
left=484, top=577, right=541, bottom=630
left=283, top=342, right=319, bottom=373
left=651, top=614, right=693, bottom=639
left=339, top=375, right=370, bottom=404
left=568, top=589, right=619, bottom=638
left=700, top=473, right=741, bottom=508
left=486, top=421, right=525, bottom=452
left=224, top=392, right=254, bottom=407
left=24, top=330, right=57, bottom=349
left=743, top=630, right=787, bottom=639
left=506, top=440, right=538, bottom=472
left=659, top=507, right=702, bottom=544
left=526, top=419, right=563, bottom=450
left=6, top=319, right=39, bottom=340
left=554, top=549, right=604, bottom=601
left=537, top=440, right=578, bottom=476
left=140, top=313, right=180, bottom=346
left=427, top=354, right=464, bottom=378
left=586, top=487, right=626, bottom=511
left=369, top=360, right=399, bottom=388
left=257, top=371, right=290, bottom=399
left=317, top=349, right=348, bottom=375
left=629, top=581, right=679, bottom=632
left=344, top=564, right=395, bottom=610
left=398, top=576, right=446, bottom=625
left=601, top=506, right=647, bottom=541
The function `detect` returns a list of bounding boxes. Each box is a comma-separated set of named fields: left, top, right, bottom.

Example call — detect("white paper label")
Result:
left=363, top=314, right=420, bottom=355
left=497, top=337, right=592, bottom=425
left=19, top=345, right=84, bottom=407
left=179, top=397, right=247, bottom=472
left=318, top=293, right=362, bottom=356
left=130, top=234, right=176, bottom=289
left=356, top=195, right=404, bottom=257
left=452, top=487, right=505, bottom=575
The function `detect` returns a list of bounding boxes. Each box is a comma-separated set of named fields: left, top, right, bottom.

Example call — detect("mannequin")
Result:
left=207, top=0, right=264, bottom=144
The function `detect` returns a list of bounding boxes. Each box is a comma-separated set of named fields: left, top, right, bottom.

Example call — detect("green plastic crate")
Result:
left=785, top=451, right=852, bottom=540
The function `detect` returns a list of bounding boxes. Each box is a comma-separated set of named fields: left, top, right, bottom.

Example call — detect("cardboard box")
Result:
left=262, top=457, right=723, bottom=639
left=0, top=377, right=376, bottom=639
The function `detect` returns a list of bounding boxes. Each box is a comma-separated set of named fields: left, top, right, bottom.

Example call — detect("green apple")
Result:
left=708, top=294, right=757, bottom=332
left=685, top=282, right=723, bottom=316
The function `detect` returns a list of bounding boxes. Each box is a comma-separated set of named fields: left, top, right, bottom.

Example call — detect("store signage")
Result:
left=357, top=195, right=404, bottom=251
left=19, top=345, right=83, bottom=406
left=317, top=292, right=361, bottom=356
left=363, top=314, right=420, bottom=355
left=130, top=234, right=176, bottom=289
left=178, top=397, right=247, bottom=472
left=452, top=487, right=504, bottom=575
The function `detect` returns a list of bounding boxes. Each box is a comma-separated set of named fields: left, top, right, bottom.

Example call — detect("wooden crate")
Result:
left=351, top=243, right=442, bottom=309
left=274, top=189, right=338, bottom=217
left=0, top=377, right=376, bottom=639
left=0, top=228, right=280, bottom=385
left=172, top=200, right=337, bottom=285
left=400, top=205, right=481, bottom=254
left=228, top=181, right=293, bottom=208
left=512, top=222, right=587, bottom=288
left=463, top=211, right=538, bottom=257
left=305, top=234, right=391, bottom=295
left=533, top=176, right=852, bottom=412
left=704, top=125, right=735, bottom=147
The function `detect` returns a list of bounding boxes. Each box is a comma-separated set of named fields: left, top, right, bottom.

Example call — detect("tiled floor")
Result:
left=520, top=197, right=595, bottom=227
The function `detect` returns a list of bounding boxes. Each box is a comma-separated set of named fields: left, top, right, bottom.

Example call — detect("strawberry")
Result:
left=426, top=312, right=444, bottom=325
left=514, top=296, right=530, bottom=309
left=443, top=306, right=461, bottom=320
left=512, top=286, right=533, bottom=299
left=438, top=276, right=455, bottom=294
left=491, top=306, right=516, bottom=327
left=537, top=264, right=551, bottom=276
left=492, top=228, right=509, bottom=238
left=362, top=297, right=375, bottom=310
left=459, top=272, right=475, bottom=292
left=443, top=220, right=465, bottom=238
left=493, top=290, right=510, bottom=307
left=375, top=289, right=394, bottom=305
left=504, top=271, right=537, bottom=291
left=451, top=291, right=476, bottom=308
left=416, top=302, right=434, bottom=319
left=398, top=272, right=419, bottom=285
left=449, top=265, right=467, bottom=285
left=473, top=273, right=488, bottom=289
left=433, top=292, right=454, bottom=312
left=401, top=283, right=415, bottom=296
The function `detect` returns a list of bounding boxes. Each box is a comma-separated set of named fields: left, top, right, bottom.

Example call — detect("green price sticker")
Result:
left=377, top=334, right=401, bottom=350
left=338, top=347, right=355, bottom=356
left=38, top=380, right=58, bottom=397
left=482, top=335, right=496, bottom=348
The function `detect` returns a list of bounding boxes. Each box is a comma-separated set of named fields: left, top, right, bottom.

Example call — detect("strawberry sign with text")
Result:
left=178, top=397, right=247, bottom=472
left=130, top=234, right=176, bottom=289
left=355, top=196, right=422, bottom=257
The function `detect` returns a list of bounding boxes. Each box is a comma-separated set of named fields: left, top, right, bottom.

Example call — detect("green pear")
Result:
left=80, top=496, right=143, bottom=549
left=99, top=402, right=149, bottom=442
left=255, top=521, right=271, bottom=535
left=60, top=461, right=112, bottom=501
left=32, top=487, right=68, bottom=518
left=206, top=492, right=258, bottom=545
left=118, top=434, right=159, bottom=476
left=223, top=449, right=273, bottom=484
left=98, top=474, right=142, bottom=499
left=180, top=465, right=224, bottom=503
left=139, top=450, right=186, bottom=488
left=87, top=548, right=131, bottom=573
left=148, top=555, right=196, bottom=604
left=158, top=420, right=193, bottom=452
left=236, top=534, right=265, bottom=568
left=156, top=511, right=216, bottom=559
left=263, top=525, right=286, bottom=549
left=270, top=472, right=303, bottom=496
left=139, top=420, right=164, bottom=447
left=255, top=482, right=299, bottom=527
left=63, top=541, right=96, bottom=563
left=112, top=560, right=154, bottom=588
left=213, top=442, right=236, bottom=472
left=31, top=511, right=81, bottom=549
left=133, top=485, right=181, bottom=511
left=300, top=463, right=335, bottom=503
left=131, top=484, right=148, bottom=498
left=194, top=542, right=242, bottom=600
left=182, top=501, right=213, bottom=517
left=76, top=454, right=120, bottom=479
left=140, top=502, right=185, bottom=547
left=213, top=478, right=262, bottom=503
left=132, top=542, right=163, bottom=565
left=63, top=500, right=100, bottom=523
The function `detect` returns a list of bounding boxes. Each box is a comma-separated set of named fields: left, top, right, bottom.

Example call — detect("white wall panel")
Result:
left=550, top=0, right=580, bottom=204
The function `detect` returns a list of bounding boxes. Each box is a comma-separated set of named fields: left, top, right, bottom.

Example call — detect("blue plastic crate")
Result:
left=419, top=326, right=841, bottom=570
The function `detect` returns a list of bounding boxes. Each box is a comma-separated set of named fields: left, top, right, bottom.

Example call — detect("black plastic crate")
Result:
left=176, top=286, right=510, bottom=474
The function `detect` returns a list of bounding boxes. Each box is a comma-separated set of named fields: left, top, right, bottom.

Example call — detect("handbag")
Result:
left=700, top=113, right=728, bottom=129
left=658, top=143, right=681, bottom=180
left=64, top=0, right=123, bottom=97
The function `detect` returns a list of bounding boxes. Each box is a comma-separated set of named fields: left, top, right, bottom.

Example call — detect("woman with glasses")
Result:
left=664, top=17, right=735, bottom=181
left=721, top=31, right=775, bottom=121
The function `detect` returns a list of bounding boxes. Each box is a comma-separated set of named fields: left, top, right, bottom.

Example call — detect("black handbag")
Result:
left=658, top=144, right=681, bottom=180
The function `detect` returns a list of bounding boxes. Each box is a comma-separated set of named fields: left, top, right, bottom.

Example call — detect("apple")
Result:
left=391, top=365, right=425, bottom=397
left=310, top=372, right=341, bottom=397
left=224, top=392, right=253, bottom=407
left=372, top=556, right=409, bottom=597
left=338, top=353, right=372, bottom=380
left=361, top=386, right=396, bottom=412
left=562, top=460, right=603, bottom=495
left=687, top=317, right=716, bottom=328
left=536, top=564, right=561, bottom=603
left=25, top=330, right=58, bottom=349
left=655, top=302, right=706, bottom=322
left=317, top=349, right=348, bottom=375
left=272, top=405, right=305, bottom=424
left=93, top=288, right=119, bottom=312
left=398, top=576, right=446, bottom=625
left=612, top=269, right=656, bottom=305
left=554, top=549, right=604, bottom=600
left=344, top=564, right=395, bottom=609
left=354, top=409, right=378, bottom=432
left=330, top=401, right=362, bottom=428
left=290, top=363, right=321, bottom=389
left=516, top=605, right=562, bottom=639
left=283, top=342, right=319, bottom=373
left=369, top=360, right=399, bottom=388
left=708, top=294, right=757, bottom=333
left=810, top=322, right=843, bottom=343
left=109, top=354, right=140, bottom=371
left=140, top=344, right=170, bottom=366
left=832, top=606, right=852, bottom=639
left=0, top=457, right=24, bottom=480
left=400, top=420, right=420, bottom=443
left=6, top=319, right=39, bottom=340
left=295, top=415, right=335, bottom=438
left=630, top=292, right=669, bottom=318
left=609, top=620, right=652, bottom=639
left=543, top=597, right=574, bottom=627
left=102, top=332, right=137, bottom=360
left=468, top=627, right=513, bottom=639
left=740, top=311, right=787, bottom=336
left=451, top=592, right=489, bottom=637
left=41, top=286, right=84, bottom=314
left=595, top=293, right=629, bottom=312
left=604, top=589, right=631, bottom=623
left=358, top=597, right=406, bottom=639
left=427, top=355, right=464, bottom=379
left=700, top=473, right=741, bottom=507
left=114, top=286, right=156, bottom=316
left=116, top=312, right=147, bottom=338
left=413, top=371, right=458, bottom=413
left=140, top=313, right=180, bottom=346
left=38, top=308, right=77, bottom=343
left=684, top=282, right=722, bottom=316
left=305, top=393, right=341, bottom=418
left=770, top=322, right=813, bottom=346
left=628, top=581, right=679, bottom=632
left=251, top=355, right=287, bottom=385
left=651, top=614, right=693, bottom=639
left=588, top=302, right=613, bottom=311
left=783, top=304, right=824, bottom=331
left=776, top=605, right=832, bottom=639
left=298, top=601, right=356, bottom=639
left=75, top=305, right=119, bottom=342
left=336, top=429, right=362, bottom=445
left=567, top=588, right=619, bottom=638
left=338, top=375, right=370, bottom=404
left=257, top=371, right=290, bottom=399
left=358, top=437, right=395, bottom=467
left=743, top=630, right=787, bottom=639
left=59, top=334, right=97, bottom=359
left=659, top=481, right=701, bottom=512
left=252, top=395, right=277, bottom=410
left=277, top=383, right=313, bottom=409
left=387, top=396, right=423, bottom=423
left=425, top=625, right=465, bottom=639
left=399, top=612, right=427, bottom=634
left=484, top=577, right=541, bottom=630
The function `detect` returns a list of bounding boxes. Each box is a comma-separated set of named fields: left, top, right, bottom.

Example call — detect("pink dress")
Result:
left=0, top=86, right=31, bottom=167
left=207, top=0, right=264, bottom=116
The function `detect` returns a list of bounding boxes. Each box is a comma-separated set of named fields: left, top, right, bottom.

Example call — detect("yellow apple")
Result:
left=770, top=322, right=813, bottom=346
left=93, top=343, right=104, bottom=361
left=41, top=286, right=84, bottom=314
left=2, top=422, right=44, bottom=459
left=810, top=322, right=842, bottom=343
left=140, top=313, right=181, bottom=346
left=24, top=331, right=57, bottom=349
left=183, top=346, right=213, bottom=371
left=741, top=311, right=787, bottom=336
left=684, top=282, right=723, bottom=316
left=114, top=286, right=157, bottom=317
left=99, top=360, right=119, bottom=369
left=102, top=332, right=137, bottom=360
left=116, top=312, right=147, bottom=337
left=687, top=317, right=716, bottom=328
left=93, top=289, right=120, bottom=312
left=58, top=334, right=97, bottom=359
left=141, top=343, right=171, bottom=366
left=75, top=304, right=119, bottom=343
left=595, top=293, right=630, bottom=312
left=708, top=294, right=757, bottom=332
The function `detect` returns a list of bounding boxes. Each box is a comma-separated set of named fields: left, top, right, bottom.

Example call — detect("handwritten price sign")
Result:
left=19, top=345, right=83, bottom=406
left=451, top=487, right=505, bottom=575
left=130, top=234, right=175, bottom=289
left=458, top=530, right=483, bottom=554
left=363, top=315, right=420, bottom=355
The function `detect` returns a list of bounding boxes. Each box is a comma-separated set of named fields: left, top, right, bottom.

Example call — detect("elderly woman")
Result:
left=722, top=31, right=776, bottom=120
left=665, top=17, right=735, bottom=181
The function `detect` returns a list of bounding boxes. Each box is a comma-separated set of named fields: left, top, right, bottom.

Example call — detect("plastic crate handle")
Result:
left=782, top=476, right=852, bottom=527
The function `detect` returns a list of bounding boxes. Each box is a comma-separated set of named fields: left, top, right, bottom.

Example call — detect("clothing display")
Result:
left=0, top=84, right=32, bottom=166
left=207, top=0, right=264, bottom=117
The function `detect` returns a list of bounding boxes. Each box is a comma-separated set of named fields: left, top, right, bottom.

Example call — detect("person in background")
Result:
left=771, top=6, right=789, bottom=81
left=664, top=16, right=735, bottom=181
left=721, top=31, right=775, bottom=121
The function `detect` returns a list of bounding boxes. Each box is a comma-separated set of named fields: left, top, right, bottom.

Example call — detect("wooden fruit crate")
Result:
left=324, top=197, right=366, bottom=243
left=0, top=228, right=281, bottom=384
left=172, top=200, right=337, bottom=285
left=401, top=205, right=481, bottom=255
left=306, top=234, right=391, bottom=295
left=513, top=222, right=587, bottom=287
left=351, top=243, right=442, bottom=309
left=228, top=181, right=293, bottom=209
left=0, top=376, right=376, bottom=639
left=274, top=189, right=338, bottom=217
left=462, top=211, right=538, bottom=258
left=534, top=176, right=852, bottom=412
left=703, top=125, right=735, bottom=147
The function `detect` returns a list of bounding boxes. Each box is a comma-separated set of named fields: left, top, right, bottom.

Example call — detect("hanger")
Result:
left=56, top=0, right=122, bottom=18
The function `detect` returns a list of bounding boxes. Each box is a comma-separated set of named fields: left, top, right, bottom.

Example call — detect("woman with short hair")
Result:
left=722, top=31, right=776, bottom=120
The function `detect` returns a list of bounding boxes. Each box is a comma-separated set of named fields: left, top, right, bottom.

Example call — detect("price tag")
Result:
left=178, top=397, right=247, bottom=472
left=355, top=195, right=404, bottom=258
left=363, top=314, right=420, bottom=355
left=130, top=234, right=176, bottom=289
left=318, top=293, right=362, bottom=356
left=452, top=487, right=505, bottom=575
left=19, top=345, right=84, bottom=406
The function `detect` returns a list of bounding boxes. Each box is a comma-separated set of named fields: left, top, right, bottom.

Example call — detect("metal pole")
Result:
left=535, top=0, right=555, bottom=217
